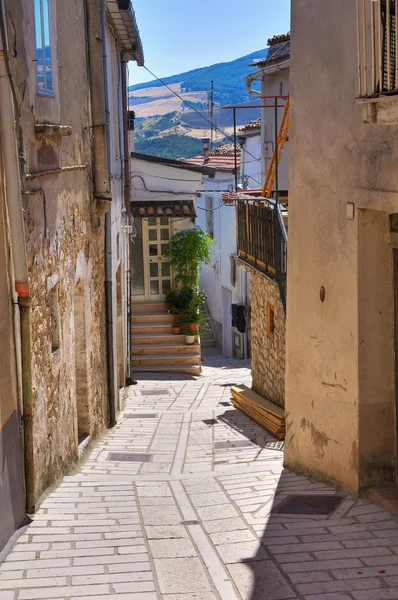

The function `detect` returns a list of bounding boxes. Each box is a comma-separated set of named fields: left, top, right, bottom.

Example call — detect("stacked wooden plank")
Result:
left=231, top=385, right=285, bottom=440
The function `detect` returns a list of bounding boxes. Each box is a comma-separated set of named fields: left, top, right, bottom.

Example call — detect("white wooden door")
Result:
left=145, top=217, right=172, bottom=302
left=131, top=217, right=172, bottom=304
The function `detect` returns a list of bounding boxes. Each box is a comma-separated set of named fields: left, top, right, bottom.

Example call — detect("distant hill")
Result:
left=129, top=48, right=268, bottom=106
left=131, top=48, right=267, bottom=158
left=135, top=134, right=203, bottom=161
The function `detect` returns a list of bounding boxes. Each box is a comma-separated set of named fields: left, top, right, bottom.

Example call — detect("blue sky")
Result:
left=129, top=0, right=291, bottom=86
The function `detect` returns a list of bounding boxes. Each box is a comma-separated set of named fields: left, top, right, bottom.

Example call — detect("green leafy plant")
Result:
left=180, top=308, right=203, bottom=326
left=190, top=289, right=207, bottom=309
left=164, top=289, right=179, bottom=312
left=164, top=227, right=215, bottom=289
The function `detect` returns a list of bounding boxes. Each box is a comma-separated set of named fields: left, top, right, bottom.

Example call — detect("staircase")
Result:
left=131, top=303, right=201, bottom=376
left=199, top=308, right=216, bottom=348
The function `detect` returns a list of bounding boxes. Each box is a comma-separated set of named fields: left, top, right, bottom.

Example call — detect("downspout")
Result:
left=86, top=0, right=112, bottom=212
left=0, top=0, right=34, bottom=511
left=121, top=53, right=131, bottom=381
left=85, top=0, right=115, bottom=427
left=99, top=0, right=116, bottom=427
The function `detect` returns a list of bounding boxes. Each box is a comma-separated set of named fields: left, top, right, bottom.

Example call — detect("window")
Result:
left=34, top=0, right=53, bottom=94
left=267, top=303, right=275, bottom=337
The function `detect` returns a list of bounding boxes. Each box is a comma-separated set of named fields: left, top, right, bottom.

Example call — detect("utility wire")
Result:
left=139, top=65, right=262, bottom=169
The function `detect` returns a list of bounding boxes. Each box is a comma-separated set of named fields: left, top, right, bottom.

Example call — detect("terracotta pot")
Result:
left=188, top=322, right=198, bottom=333
left=173, top=313, right=180, bottom=323
left=172, top=326, right=181, bottom=335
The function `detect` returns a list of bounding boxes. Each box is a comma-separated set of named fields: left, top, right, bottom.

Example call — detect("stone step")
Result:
left=201, top=340, right=216, bottom=347
left=131, top=354, right=201, bottom=367
left=131, top=303, right=166, bottom=313
left=132, top=344, right=200, bottom=356
left=132, top=313, right=173, bottom=324
left=131, top=365, right=201, bottom=376
left=132, top=324, right=174, bottom=335
left=131, top=333, right=186, bottom=345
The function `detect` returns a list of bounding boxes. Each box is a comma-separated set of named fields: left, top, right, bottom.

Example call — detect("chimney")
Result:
left=201, top=137, right=210, bottom=163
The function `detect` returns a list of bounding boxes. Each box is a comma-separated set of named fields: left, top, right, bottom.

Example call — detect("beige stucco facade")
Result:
left=286, top=0, right=398, bottom=492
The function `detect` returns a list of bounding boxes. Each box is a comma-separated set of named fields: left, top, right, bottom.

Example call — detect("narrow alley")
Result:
left=2, top=351, right=398, bottom=600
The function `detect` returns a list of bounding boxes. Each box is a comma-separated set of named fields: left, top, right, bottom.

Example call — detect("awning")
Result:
left=131, top=201, right=196, bottom=219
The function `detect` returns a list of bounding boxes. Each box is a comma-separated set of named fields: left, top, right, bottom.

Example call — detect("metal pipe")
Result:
left=121, top=54, right=131, bottom=381
left=362, top=0, right=368, bottom=96
left=274, top=97, right=279, bottom=205
left=233, top=107, right=237, bottom=192
left=100, top=0, right=116, bottom=428
left=355, top=0, right=361, bottom=95
left=379, top=0, right=383, bottom=91
left=19, top=297, right=34, bottom=513
left=85, top=0, right=111, bottom=207
left=388, top=0, right=392, bottom=90
left=396, top=0, right=398, bottom=87
left=0, top=0, right=29, bottom=297
left=371, top=0, right=377, bottom=93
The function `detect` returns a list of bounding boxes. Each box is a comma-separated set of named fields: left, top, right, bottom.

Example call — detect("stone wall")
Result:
left=9, top=0, right=108, bottom=505
left=249, top=268, right=286, bottom=408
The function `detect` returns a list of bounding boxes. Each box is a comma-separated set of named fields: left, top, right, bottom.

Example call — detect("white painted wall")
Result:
left=196, top=188, right=250, bottom=357
left=130, top=158, right=204, bottom=202
left=240, top=133, right=262, bottom=190
left=260, top=66, right=290, bottom=190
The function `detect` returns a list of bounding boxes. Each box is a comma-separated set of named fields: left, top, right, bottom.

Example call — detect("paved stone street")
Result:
left=4, top=351, right=398, bottom=599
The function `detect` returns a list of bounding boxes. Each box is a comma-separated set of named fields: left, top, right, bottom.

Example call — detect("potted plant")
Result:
left=180, top=308, right=203, bottom=333
left=172, top=316, right=181, bottom=335
left=164, top=288, right=178, bottom=314
left=164, top=227, right=215, bottom=290
left=184, top=330, right=196, bottom=345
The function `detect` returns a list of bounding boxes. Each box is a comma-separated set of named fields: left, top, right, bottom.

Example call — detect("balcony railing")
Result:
left=237, top=198, right=287, bottom=311
left=357, top=0, right=398, bottom=97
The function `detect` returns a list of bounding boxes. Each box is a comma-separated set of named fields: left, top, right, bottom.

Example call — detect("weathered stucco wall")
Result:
left=249, top=268, right=285, bottom=408
left=9, top=0, right=108, bottom=504
left=286, top=0, right=398, bottom=492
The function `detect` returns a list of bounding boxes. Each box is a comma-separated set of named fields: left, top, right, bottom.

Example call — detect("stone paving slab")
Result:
left=5, top=352, right=398, bottom=599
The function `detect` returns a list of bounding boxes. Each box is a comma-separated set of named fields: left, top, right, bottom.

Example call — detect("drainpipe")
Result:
left=99, top=0, right=116, bottom=427
left=19, top=297, right=34, bottom=512
left=0, top=0, right=34, bottom=510
left=121, top=53, right=131, bottom=381
left=85, top=0, right=112, bottom=212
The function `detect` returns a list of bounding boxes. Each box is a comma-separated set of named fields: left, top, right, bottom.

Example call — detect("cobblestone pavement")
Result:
left=4, top=351, right=398, bottom=599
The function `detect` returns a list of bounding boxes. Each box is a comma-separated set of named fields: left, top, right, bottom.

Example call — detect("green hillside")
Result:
left=135, top=134, right=203, bottom=161
left=129, top=48, right=267, bottom=106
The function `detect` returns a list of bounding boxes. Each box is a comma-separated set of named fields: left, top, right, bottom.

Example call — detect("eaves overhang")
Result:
left=105, top=0, right=144, bottom=65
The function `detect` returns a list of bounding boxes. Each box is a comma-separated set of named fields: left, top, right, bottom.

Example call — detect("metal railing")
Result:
left=357, top=0, right=398, bottom=97
left=237, top=198, right=287, bottom=312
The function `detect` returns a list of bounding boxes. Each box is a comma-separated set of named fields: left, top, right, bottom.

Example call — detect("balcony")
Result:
left=237, top=197, right=287, bottom=311
left=357, top=0, right=398, bottom=123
